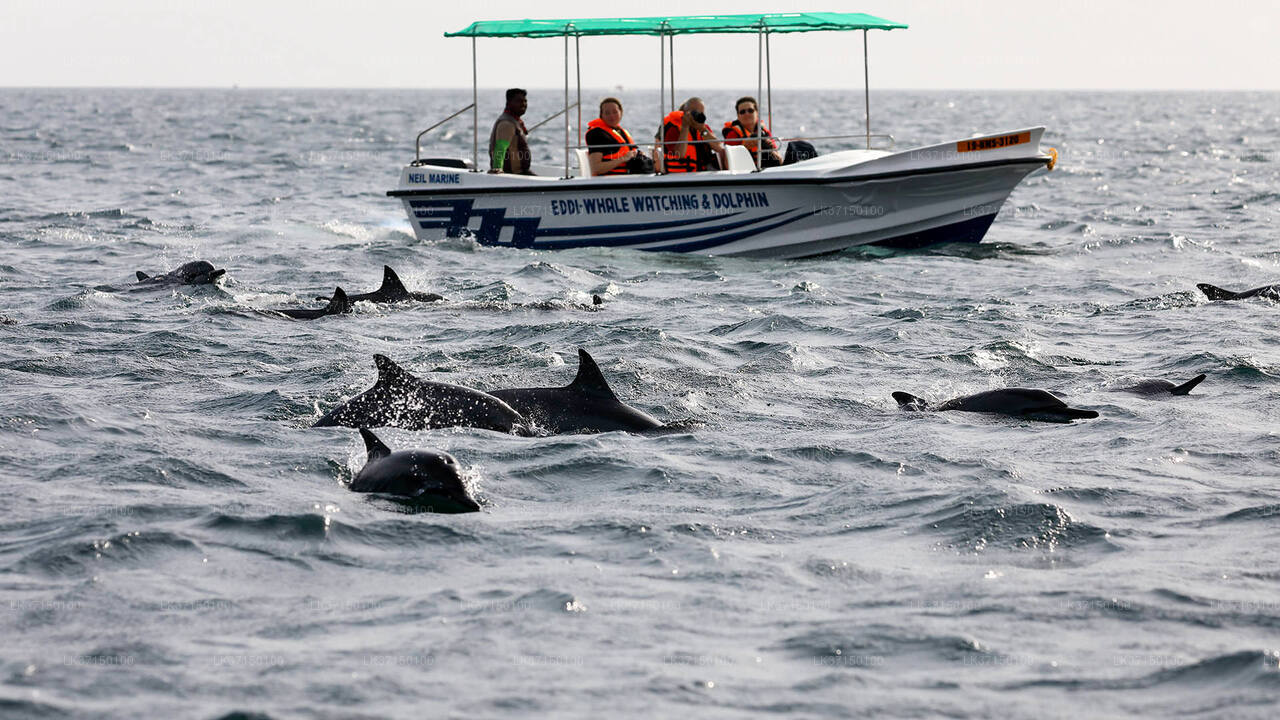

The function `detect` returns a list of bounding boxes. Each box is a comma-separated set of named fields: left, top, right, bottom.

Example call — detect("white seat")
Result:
left=723, top=144, right=756, bottom=174
left=574, top=149, right=593, bottom=177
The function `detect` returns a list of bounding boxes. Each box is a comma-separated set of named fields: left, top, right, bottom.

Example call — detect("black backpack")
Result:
left=783, top=140, right=819, bottom=165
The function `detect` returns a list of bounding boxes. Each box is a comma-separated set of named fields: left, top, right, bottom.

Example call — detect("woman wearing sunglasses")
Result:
left=722, top=96, right=782, bottom=168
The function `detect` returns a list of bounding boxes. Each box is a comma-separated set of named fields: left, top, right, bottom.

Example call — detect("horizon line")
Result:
left=3, top=86, right=1278, bottom=92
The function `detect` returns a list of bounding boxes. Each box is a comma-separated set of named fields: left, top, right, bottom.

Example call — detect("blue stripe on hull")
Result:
left=871, top=213, right=998, bottom=249
left=534, top=208, right=799, bottom=249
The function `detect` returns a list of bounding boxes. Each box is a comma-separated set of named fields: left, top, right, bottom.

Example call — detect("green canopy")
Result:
left=445, top=12, right=907, bottom=39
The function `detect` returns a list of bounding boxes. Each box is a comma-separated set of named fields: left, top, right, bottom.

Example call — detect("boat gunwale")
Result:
left=387, top=156, right=1050, bottom=198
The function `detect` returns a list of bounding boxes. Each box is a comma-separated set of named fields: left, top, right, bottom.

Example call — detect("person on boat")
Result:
left=655, top=97, right=726, bottom=173
left=585, top=97, right=640, bottom=176
left=722, top=96, right=782, bottom=168
left=488, top=88, right=533, bottom=175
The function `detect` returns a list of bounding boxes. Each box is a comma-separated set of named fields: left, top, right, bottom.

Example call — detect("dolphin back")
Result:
left=314, top=355, right=525, bottom=433
left=892, top=392, right=928, bottom=410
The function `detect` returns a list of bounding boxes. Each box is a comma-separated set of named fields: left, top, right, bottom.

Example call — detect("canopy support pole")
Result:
left=766, top=31, right=773, bottom=141
left=755, top=25, right=763, bottom=170
left=669, top=34, right=675, bottom=111
left=575, top=35, right=582, bottom=147
left=659, top=31, right=665, bottom=128
left=472, top=36, right=478, bottom=169
left=564, top=31, right=570, bottom=177
left=863, top=29, right=871, bottom=150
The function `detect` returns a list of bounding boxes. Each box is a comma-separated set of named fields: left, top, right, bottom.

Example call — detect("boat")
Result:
left=389, top=13, right=1056, bottom=259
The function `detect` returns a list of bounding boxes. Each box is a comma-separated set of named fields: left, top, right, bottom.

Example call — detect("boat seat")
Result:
left=574, top=149, right=592, bottom=178
left=723, top=145, right=756, bottom=174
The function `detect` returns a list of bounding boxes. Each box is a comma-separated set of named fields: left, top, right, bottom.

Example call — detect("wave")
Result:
left=15, top=530, right=200, bottom=577
left=923, top=500, right=1117, bottom=556
left=1006, top=650, right=1280, bottom=693
left=1216, top=504, right=1280, bottom=523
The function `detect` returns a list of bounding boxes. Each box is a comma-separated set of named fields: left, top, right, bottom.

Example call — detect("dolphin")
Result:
left=316, top=266, right=443, bottom=304
left=313, top=354, right=527, bottom=434
left=349, top=429, right=480, bottom=512
left=276, top=287, right=354, bottom=320
left=892, top=388, right=1099, bottom=423
left=135, top=260, right=226, bottom=285
left=488, top=349, right=663, bottom=433
left=1197, top=283, right=1280, bottom=301
left=1119, top=373, right=1206, bottom=396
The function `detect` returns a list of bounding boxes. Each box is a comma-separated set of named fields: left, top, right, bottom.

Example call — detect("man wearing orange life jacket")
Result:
left=655, top=97, right=726, bottom=174
left=585, top=97, right=639, bottom=176
left=722, top=95, right=782, bottom=168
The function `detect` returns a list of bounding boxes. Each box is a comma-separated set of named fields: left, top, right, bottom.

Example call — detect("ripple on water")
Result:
left=923, top=499, right=1117, bottom=558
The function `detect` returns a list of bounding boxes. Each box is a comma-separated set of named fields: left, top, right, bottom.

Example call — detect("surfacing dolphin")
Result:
left=313, top=354, right=526, bottom=434
left=349, top=429, right=480, bottom=512
left=316, top=266, right=443, bottom=304
left=135, top=260, right=226, bottom=286
left=893, top=388, right=1099, bottom=423
left=1119, top=373, right=1206, bottom=396
left=276, top=287, right=353, bottom=320
left=1197, top=283, right=1280, bottom=301
left=488, top=349, right=663, bottom=434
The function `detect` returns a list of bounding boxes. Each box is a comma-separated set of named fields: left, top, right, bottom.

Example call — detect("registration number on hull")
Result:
left=957, top=132, right=1031, bottom=153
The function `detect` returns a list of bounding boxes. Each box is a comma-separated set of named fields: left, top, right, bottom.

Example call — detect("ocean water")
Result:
left=1, top=88, right=1279, bottom=718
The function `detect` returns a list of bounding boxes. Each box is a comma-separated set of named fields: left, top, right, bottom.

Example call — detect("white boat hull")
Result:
left=390, top=128, right=1052, bottom=259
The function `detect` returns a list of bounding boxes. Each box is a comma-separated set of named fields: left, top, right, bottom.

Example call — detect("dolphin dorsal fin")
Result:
left=358, top=428, right=392, bottom=460
left=373, top=354, right=410, bottom=386
left=1197, top=283, right=1236, bottom=301
left=1171, top=373, right=1207, bottom=396
left=568, top=349, right=618, bottom=400
left=136, top=271, right=149, bottom=281
left=380, top=266, right=409, bottom=296
left=327, top=287, right=352, bottom=314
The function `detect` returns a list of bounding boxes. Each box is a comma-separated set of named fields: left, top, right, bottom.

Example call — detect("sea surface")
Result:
left=2, top=88, right=1278, bottom=718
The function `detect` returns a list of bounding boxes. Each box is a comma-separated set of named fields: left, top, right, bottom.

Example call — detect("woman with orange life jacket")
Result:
left=585, top=97, right=640, bottom=176
left=722, top=96, right=782, bottom=168
left=655, top=97, right=726, bottom=174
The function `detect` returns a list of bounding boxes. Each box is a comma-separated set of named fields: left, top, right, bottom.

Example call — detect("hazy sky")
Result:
left=3, top=0, right=1276, bottom=90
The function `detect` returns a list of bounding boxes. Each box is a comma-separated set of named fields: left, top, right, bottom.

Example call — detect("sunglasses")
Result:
left=738, top=107, right=757, bottom=115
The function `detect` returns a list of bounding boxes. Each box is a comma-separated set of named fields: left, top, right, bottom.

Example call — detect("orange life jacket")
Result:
left=723, top=119, right=777, bottom=159
left=661, top=110, right=701, bottom=173
left=586, top=118, right=636, bottom=175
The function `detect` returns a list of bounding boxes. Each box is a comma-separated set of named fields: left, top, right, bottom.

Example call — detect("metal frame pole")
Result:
left=863, top=29, right=871, bottom=150
left=659, top=32, right=665, bottom=113
left=472, top=36, right=478, bottom=169
left=766, top=31, right=773, bottom=140
left=669, top=34, right=675, bottom=110
left=564, top=31, right=570, bottom=177
left=755, top=25, right=763, bottom=170
left=575, top=35, right=582, bottom=147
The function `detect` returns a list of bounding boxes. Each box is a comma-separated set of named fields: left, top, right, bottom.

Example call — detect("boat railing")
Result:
left=571, top=133, right=895, bottom=153
left=526, top=102, right=580, bottom=134
left=413, top=103, right=475, bottom=165
left=414, top=102, right=581, bottom=167
left=566, top=132, right=896, bottom=172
